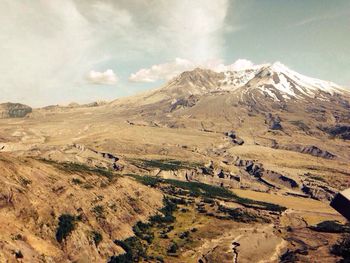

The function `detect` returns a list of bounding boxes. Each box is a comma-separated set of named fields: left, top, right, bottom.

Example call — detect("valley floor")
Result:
left=0, top=103, right=349, bottom=262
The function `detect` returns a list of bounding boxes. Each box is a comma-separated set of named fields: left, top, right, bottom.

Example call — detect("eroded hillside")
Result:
left=0, top=154, right=163, bottom=262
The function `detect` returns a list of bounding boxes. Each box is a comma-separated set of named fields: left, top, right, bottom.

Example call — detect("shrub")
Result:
left=72, top=178, right=83, bottom=185
left=331, top=235, right=350, bottom=261
left=129, top=174, right=286, bottom=212
left=91, top=231, right=103, bottom=247
left=128, top=174, right=160, bottom=187
left=91, top=205, right=105, bottom=219
left=110, top=237, right=146, bottom=263
left=150, top=198, right=177, bottom=224
left=56, top=214, right=76, bottom=243
left=167, top=242, right=178, bottom=254
left=133, top=221, right=154, bottom=244
left=155, top=256, right=164, bottom=263
left=179, top=231, right=190, bottom=239
left=43, top=160, right=116, bottom=181
left=129, top=159, right=201, bottom=171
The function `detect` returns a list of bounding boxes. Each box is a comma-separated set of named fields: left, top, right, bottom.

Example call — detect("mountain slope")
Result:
left=109, top=62, right=350, bottom=136
left=0, top=153, right=163, bottom=262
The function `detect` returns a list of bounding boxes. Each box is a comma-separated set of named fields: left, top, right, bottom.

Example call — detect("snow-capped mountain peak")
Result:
left=218, top=61, right=347, bottom=102
left=152, top=61, right=349, bottom=107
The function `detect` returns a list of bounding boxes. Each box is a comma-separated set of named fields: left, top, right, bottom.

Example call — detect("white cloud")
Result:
left=0, top=0, right=233, bottom=106
left=157, top=0, right=230, bottom=60
left=129, top=58, right=256, bottom=82
left=0, top=0, right=99, bottom=105
left=129, top=58, right=194, bottom=82
left=225, top=59, right=255, bottom=71
left=87, top=69, right=118, bottom=85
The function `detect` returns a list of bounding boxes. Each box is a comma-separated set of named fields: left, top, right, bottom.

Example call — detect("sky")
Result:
left=0, top=0, right=349, bottom=107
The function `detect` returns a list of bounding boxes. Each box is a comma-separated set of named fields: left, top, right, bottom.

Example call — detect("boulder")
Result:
left=233, top=137, right=244, bottom=145
left=224, top=131, right=236, bottom=139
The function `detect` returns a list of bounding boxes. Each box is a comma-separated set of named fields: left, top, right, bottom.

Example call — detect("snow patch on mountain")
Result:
left=270, top=62, right=343, bottom=95
left=217, top=61, right=347, bottom=102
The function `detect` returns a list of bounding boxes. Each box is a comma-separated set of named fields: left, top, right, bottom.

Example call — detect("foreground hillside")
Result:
left=0, top=63, right=349, bottom=262
left=0, top=153, right=163, bottom=262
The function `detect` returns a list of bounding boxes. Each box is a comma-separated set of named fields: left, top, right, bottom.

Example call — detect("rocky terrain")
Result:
left=0, top=62, right=349, bottom=262
left=0, top=103, right=32, bottom=118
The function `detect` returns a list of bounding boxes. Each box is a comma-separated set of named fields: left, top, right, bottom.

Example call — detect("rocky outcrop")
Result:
left=265, top=113, right=282, bottom=130
left=301, top=178, right=337, bottom=201
left=225, top=131, right=245, bottom=145
left=234, top=157, right=299, bottom=189
left=234, top=157, right=264, bottom=178
left=265, top=170, right=298, bottom=188
left=275, top=144, right=336, bottom=159
left=0, top=103, right=32, bottom=118
left=318, top=125, right=350, bottom=140
left=170, top=95, right=198, bottom=112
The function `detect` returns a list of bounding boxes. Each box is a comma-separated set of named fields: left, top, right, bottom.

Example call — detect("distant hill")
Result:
left=0, top=102, right=32, bottom=118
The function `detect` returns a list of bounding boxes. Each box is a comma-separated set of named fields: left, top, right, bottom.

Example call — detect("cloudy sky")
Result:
left=1, top=0, right=349, bottom=107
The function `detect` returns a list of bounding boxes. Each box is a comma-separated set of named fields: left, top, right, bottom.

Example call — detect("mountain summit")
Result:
left=161, top=62, right=347, bottom=101
left=129, top=61, right=349, bottom=111
left=111, top=61, right=350, bottom=135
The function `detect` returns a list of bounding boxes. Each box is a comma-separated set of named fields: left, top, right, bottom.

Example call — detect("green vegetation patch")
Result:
left=41, top=159, right=117, bottom=181
left=109, top=198, right=177, bottom=262
left=129, top=158, right=201, bottom=171
left=56, top=214, right=78, bottom=243
left=218, top=205, right=270, bottom=223
left=110, top=237, right=146, bottom=263
left=128, top=174, right=286, bottom=212
left=91, top=231, right=103, bottom=247
left=91, top=205, right=105, bottom=219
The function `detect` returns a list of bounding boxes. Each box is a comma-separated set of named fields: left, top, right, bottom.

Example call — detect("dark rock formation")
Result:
left=265, top=113, right=282, bottom=130
left=309, top=220, right=350, bottom=233
left=233, top=137, right=244, bottom=145
left=265, top=170, right=298, bottom=188
left=0, top=103, right=32, bottom=118
left=302, top=179, right=337, bottom=201
left=170, top=95, right=198, bottom=112
left=276, top=144, right=336, bottom=159
left=234, top=158, right=264, bottom=177
left=224, top=131, right=236, bottom=139
left=215, top=169, right=225, bottom=178
left=300, top=145, right=335, bottom=159
left=225, top=131, right=244, bottom=145
left=318, top=125, right=350, bottom=140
